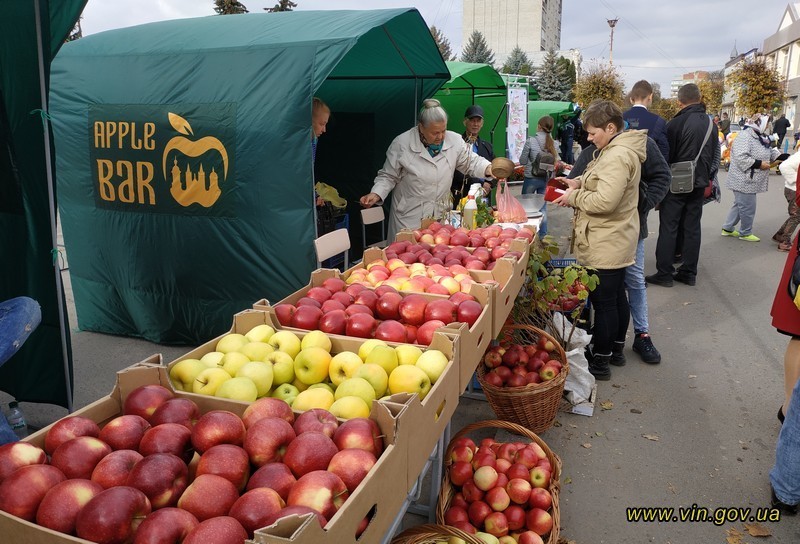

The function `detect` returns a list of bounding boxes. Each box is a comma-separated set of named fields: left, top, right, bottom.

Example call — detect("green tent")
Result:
left=50, top=9, right=449, bottom=344
left=435, top=62, right=508, bottom=157
left=527, top=100, right=577, bottom=138
left=0, top=0, right=85, bottom=410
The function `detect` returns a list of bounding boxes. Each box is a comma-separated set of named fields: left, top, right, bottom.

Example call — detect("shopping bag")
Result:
left=496, top=179, right=527, bottom=223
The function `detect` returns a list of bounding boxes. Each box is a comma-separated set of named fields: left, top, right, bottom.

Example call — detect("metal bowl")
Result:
left=491, top=157, right=515, bottom=179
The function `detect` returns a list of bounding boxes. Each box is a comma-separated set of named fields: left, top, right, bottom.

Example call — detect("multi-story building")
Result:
left=462, top=0, right=562, bottom=67
left=669, top=71, right=710, bottom=98
left=763, top=3, right=800, bottom=129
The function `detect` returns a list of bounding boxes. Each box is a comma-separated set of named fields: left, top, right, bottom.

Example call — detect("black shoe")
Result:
left=779, top=406, right=786, bottom=425
left=588, top=354, right=611, bottom=381
left=633, top=333, right=661, bottom=364
left=771, top=485, right=798, bottom=515
left=610, top=341, right=626, bottom=367
left=673, top=253, right=683, bottom=264
left=673, top=273, right=696, bottom=286
left=645, top=274, right=673, bottom=287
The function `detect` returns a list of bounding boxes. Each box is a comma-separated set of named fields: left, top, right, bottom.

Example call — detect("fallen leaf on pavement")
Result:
left=725, top=528, right=744, bottom=544
left=630, top=408, right=642, bottom=414
left=744, top=522, right=771, bottom=537
left=581, top=443, right=592, bottom=448
left=595, top=431, right=604, bottom=436
left=563, top=476, right=572, bottom=484
left=668, top=482, right=677, bottom=494
left=642, top=434, right=660, bottom=441
left=600, top=400, right=613, bottom=410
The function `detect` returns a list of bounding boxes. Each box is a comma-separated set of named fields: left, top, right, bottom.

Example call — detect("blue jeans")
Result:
left=624, top=239, right=649, bottom=334
left=771, top=375, right=800, bottom=505
left=0, top=297, right=42, bottom=445
left=522, top=176, right=547, bottom=235
left=722, top=190, right=758, bottom=236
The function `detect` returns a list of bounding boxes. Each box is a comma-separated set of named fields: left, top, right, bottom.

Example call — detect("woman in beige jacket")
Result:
left=554, top=100, right=647, bottom=380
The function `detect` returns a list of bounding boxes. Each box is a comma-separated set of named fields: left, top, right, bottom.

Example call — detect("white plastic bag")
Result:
left=548, top=313, right=595, bottom=405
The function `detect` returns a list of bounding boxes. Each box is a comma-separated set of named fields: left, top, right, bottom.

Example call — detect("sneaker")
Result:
left=739, top=234, right=760, bottom=242
left=645, top=274, right=673, bottom=287
left=721, top=229, right=740, bottom=237
left=633, top=334, right=661, bottom=364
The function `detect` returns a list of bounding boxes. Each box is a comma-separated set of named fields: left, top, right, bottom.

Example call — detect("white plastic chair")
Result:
left=361, top=206, right=387, bottom=249
left=314, top=228, right=350, bottom=269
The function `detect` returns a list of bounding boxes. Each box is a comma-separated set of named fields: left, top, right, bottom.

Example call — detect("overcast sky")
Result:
left=78, top=0, right=787, bottom=93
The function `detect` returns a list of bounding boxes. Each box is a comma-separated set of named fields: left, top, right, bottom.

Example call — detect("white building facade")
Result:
left=763, top=3, right=800, bottom=129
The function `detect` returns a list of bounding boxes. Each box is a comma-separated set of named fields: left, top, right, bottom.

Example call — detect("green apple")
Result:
left=292, top=377, right=310, bottom=392
left=415, top=349, right=449, bottom=384
left=291, top=388, right=335, bottom=411
left=169, top=359, right=208, bottom=391
left=334, top=377, right=376, bottom=406
left=245, top=324, right=276, bottom=343
left=395, top=344, right=423, bottom=366
left=271, top=383, right=300, bottom=405
left=265, top=351, right=294, bottom=385
left=293, top=347, right=332, bottom=385
left=365, top=345, right=398, bottom=376
left=387, top=364, right=432, bottom=400
left=474, top=532, right=500, bottom=544
left=329, top=396, right=371, bottom=419
left=329, top=351, right=364, bottom=386
left=215, top=333, right=249, bottom=353
left=300, top=330, right=332, bottom=353
left=354, top=363, right=389, bottom=398
left=221, top=351, right=251, bottom=377
left=215, top=376, right=258, bottom=402
left=268, top=331, right=302, bottom=359
left=193, top=367, right=232, bottom=396
left=358, top=338, right=388, bottom=361
left=236, top=361, right=274, bottom=397
left=238, top=342, right=274, bottom=362
left=308, top=382, right=335, bottom=395
left=200, top=351, right=225, bottom=367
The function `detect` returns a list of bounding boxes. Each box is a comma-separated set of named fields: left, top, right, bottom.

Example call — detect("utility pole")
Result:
left=607, top=18, right=618, bottom=66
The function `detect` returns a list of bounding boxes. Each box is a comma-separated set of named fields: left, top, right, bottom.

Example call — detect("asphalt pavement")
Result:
left=4, top=168, right=800, bottom=543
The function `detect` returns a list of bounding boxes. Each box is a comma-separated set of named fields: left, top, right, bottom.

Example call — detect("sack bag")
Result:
left=496, top=179, right=528, bottom=222
left=670, top=117, right=714, bottom=194
left=314, top=182, right=347, bottom=209
left=533, top=151, right=555, bottom=178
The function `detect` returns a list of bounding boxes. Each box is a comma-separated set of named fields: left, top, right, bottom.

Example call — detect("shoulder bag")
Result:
left=670, top=117, right=714, bottom=194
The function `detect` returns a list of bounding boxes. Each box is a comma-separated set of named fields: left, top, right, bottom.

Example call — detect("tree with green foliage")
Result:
left=698, top=70, right=724, bottom=115
left=430, top=26, right=455, bottom=61
left=214, top=0, right=248, bottom=14
left=557, top=56, right=576, bottom=101
left=535, top=48, right=571, bottom=101
left=265, top=0, right=297, bottom=12
left=460, top=30, right=495, bottom=67
left=728, top=60, right=785, bottom=116
left=501, top=47, right=532, bottom=75
left=573, top=63, right=625, bottom=108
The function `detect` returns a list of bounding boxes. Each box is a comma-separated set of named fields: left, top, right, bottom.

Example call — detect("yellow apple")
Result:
left=292, top=388, right=335, bottom=411
left=271, top=383, right=299, bottom=405
left=358, top=339, right=388, bottom=361
left=474, top=532, right=500, bottom=544
left=329, top=396, right=371, bottom=419
left=193, top=367, right=232, bottom=396
left=292, top=377, right=310, bottom=392
left=354, top=363, right=389, bottom=398
left=215, top=376, right=258, bottom=402
left=221, top=351, right=251, bottom=377
left=329, top=351, right=364, bottom=386
left=365, top=345, right=398, bottom=376
left=415, top=349, right=449, bottom=384
left=308, top=382, right=335, bottom=395
left=293, top=347, right=332, bottom=385
left=238, top=342, right=274, bottom=362
left=334, top=377, right=377, bottom=406
left=366, top=259, right=386, bottom=270
left=301, top=330, right=332, bottom=353
left=395, top=345, right=423, bottom=366
left=388, top=365, right=432, bottom=400
left=200, top=351, right=225, bottom=367
left=245, top=324, right=276, bottom=343
left=265, top=351, right=294, bottom=385
left=236, top=361, right=274, bottom=397
left=169, top=359, right=208, bottom=391
left=439, top=276, right=461, bottom=295
left=268, top=331, right=302, bottom=359
left=215, top=333, right=249, bottom=353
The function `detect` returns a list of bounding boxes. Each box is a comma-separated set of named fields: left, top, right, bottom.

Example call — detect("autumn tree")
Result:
left=573, top=63, right=625, bottom=108
left=501, top=47, right=532, bottom=75
left=728, top=60, right=786, bottom=115
left=535, top=48, right=571, bottom=101
left=460, top=30, right=495, bottom=67
left=430, top=26, right=455, bottom=61
left=265, top=0, right=297, bottom=12
left=214, top=0, right=248, bottom=14
left=651, top=96, right=680, bottom=121
left=698, top=70, right=724, bottom=115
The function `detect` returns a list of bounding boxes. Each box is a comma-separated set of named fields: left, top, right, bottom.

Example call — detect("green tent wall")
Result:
left=50, top=9, right=449, bottom=344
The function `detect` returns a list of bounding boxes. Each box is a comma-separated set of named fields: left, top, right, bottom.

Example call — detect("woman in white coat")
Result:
left=360, top=99, right=494, bottom=240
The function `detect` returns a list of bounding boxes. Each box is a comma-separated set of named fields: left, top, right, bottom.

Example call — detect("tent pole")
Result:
left=34, top=0, right=73, bottom=412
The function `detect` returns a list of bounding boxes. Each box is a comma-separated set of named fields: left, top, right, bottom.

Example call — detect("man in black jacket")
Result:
left=452, top=105, right=495, bottom=203
left=646, top=84, right=718, bottom=287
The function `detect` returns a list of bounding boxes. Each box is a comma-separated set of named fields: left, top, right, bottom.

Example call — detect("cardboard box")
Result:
left=2, top=360, right=408, bottom=544
left=469, top=256, right=528, bottom=337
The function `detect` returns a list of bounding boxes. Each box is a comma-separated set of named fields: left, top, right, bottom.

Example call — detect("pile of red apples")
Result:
left=407, top=221, right=534, bottom=250
left=482, top=337, right=564, bottom=388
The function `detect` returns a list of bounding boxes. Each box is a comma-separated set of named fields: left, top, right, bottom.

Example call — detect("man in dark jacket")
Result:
left=774, top=113, right=792, bottom=151
left=452, top=105, right=495, bottom=203
left=623, top=80, right=669, bottom=160
left=569, top=135, right=671, bottom=365
left=646, top=83, right=718, bottom=287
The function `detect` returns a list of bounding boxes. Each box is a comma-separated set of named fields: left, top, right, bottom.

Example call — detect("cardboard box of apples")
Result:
left=0, top=361, right=409, bottom=544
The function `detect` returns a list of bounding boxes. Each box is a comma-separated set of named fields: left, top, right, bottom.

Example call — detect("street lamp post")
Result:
left=608, top=18, right=618, bottom=66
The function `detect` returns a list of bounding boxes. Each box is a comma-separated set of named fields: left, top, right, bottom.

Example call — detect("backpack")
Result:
left=533, top=151, right=555, bottom=178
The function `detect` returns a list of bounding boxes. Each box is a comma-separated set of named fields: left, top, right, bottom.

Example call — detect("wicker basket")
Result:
left=477, top=324, right=569, bottom=434
left=435, top=420, right=562, bottom=544
left=390, top=523, right=485, bottom=544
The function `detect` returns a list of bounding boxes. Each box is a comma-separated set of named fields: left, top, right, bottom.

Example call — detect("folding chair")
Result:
left=360, top=206, right=387, bottom=250
left=314, top=227, right=350, bottom=270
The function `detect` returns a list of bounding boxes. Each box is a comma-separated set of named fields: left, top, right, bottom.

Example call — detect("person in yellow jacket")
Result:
left=553, top=100, right=647, bottom=380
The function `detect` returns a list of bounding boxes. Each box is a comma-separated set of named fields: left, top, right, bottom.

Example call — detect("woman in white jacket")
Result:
left=360, top=99, right=493, bottom=240
left=773, top=142, right=800, bottom=251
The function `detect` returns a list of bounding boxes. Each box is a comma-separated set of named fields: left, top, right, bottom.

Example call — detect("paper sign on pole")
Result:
left=506, top=87, right=528, bottom=163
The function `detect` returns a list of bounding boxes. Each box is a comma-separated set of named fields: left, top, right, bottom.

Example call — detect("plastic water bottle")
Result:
left=7, top=402, right=28, bottom=439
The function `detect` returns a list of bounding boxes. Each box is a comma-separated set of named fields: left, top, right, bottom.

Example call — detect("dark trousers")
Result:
left=588, top=268, right=630, bottom=355
left=655, top=188, right=705, bottom=278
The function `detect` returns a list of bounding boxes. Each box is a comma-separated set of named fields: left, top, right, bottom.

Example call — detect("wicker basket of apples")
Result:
left=435, top=419, right=561, bottom=544
left=476, top=325, right=568, bottom=434
left=390, top=523, right=485, bottom=544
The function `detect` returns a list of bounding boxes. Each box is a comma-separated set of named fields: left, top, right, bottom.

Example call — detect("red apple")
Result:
left=515, top=446, right=540, bottom=469
left=246, top=462, right=297, bottom=501
left=75, top=486, right=152, bottom=544
left=345, top=283, right=367, bottom=297
left=99, top=414, right=151, bottom=451
left=191, top=410, right=246, bottom=454
left=449, top=460, right=474, bottom=486
left=321, top=299, right=346, bottom=313
left=449, top=292, right=476, bottom=305
left=229, top=487, right=285, bottom=538
left=483, top=350, right=502, bottom=369
left=322, top=277, right=346, bottom=293
left=296, top=296, right=322, bottom=308
left=494, top=366, right=512, bottom=382
left=0, top=442, right=46, bottom=484
left=346, top=312, right=376, bottom=338
left=451, top=520, right=478, bottom=535
left=182, top=516, right=248, bottom=544
left=518, top=530, right=546, bottom=544
left=292, top=304, right=323, bottom=330
left=126, top=453, right=188, bottom=510
left=444, top=505, right=470, bottom=525
left=525, top=371, right=542, bottom=384
left=332, top=417, right=383, bottom=457
left=133, top=507, right=199, bottom=544
left=244, top=417, right=296, bottom=467
left=122, top=385, right=173, bottom=425
left=526, top=507, right=553, bottom=536
left=539, top=364, right=559, bottom=381
left=529, top=466, right=551, bottom=489
left=139, top=423, right=194, bottom=464
left=345, top=304, right=373, bottom=317
left=51, top=436, right=112, bottom=480
left=451, top=445, right=475, bottom=464
left=44, top=416, right=101, bottom=455
left=242, top=397, right=295, bottom=429
left=507, top=463, right=530, bottom=482
left=496, top=472, right=509, bottom=489
left=354, top=290, right=379, bottom=312
left=91, top=449, right=143, bottom=489
left=451, top=492, right=469, bottom=510
left=506, top=477, right=533, bottom=504
left=293, top=408, right=339, bottom=438
left=495, top=458, right=512, bottom=474
left=424, top=299, right=457, bottom=325
left=467, top=500, right=492, bottom=526
left=306, top=286, right=333, bottom=304
left=287, top=470, right=349, bottom=521
left=327, top=448, right=377, bottom=493
left=264, top=505, right=326, bottom=529
left=485, top=486, right=511, bottom=512
left=196, top=444, right=250, bottom=491
left=507, top=374, right=527, bottom=387
left=0, top=464, right=66, bottom=521
left=319, top=309, right=348, bottom=335
left=274, top=303, right=297, bottom=326
left=461, top=479, right=484, bottom=503
left=374, top=319, right=407, bottom=343
left=150, top=398, right=200, bottom=429
left=472, top=453, right=497, bottom=470
left=398, top=294, right=428, bottom=326
left=331, top=290, right=355, bottom=307
left=484, top=511, right=510, bottom=537
left=283, top=431, right=339, bottom=478
left=404, top=324, right=418, bottom=344
left=505, top=504, right=527, bottom=531
left=178, top=473, right=239, bottom=521
left=528, top=487, right=553, bottom=510
left=416, top=319, right=446, bottom=346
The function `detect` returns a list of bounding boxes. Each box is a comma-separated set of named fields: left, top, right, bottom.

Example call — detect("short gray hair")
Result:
left=677, top=83, right=701, bottom=105
left=418, top=98, right=448, bottom=126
